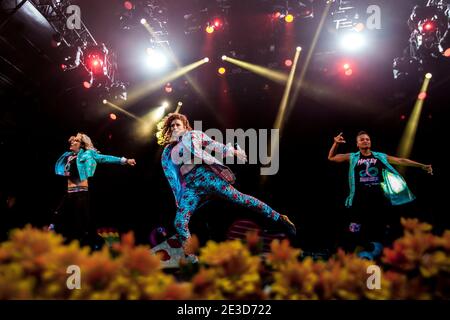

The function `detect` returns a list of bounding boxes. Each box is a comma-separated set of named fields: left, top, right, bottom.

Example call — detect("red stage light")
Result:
left=418, top=92, right=427, bottom=100
left=123, top=1, right=133, bottom=10
left=345, top=69, right=353, bottom=76
left=444, top=48, right=450, bottom=57
left=83, top=81, right=91, bottom=89
left=284, top=59, right=293, bottom=67
left=274, top=12, right=281, bottom=19
left=343, top=63, right=350, bottom=70
left=213, top=19, right=222, bottom=28
left=165, top=83, right=173, bottom=93
left=422, top=21, right=435, bottom=32
left=61, top=64, right=67, bottom=70
left=110, top=113, right=117, bottom=120
left=86, top=54, right=104, bottom=74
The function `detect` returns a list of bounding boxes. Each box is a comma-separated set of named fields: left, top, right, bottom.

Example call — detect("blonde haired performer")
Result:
left=53, top=132, right=136, bottom=245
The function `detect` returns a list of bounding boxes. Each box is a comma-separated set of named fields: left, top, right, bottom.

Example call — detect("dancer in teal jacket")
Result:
left=328, top=131, right=432, bottom=259
left=54, top=132, right=136, bottom=245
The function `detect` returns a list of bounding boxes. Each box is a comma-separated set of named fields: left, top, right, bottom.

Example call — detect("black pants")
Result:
left=342, top=186, right=395, bottom=252
left=54, top=191, right=90, bottom=245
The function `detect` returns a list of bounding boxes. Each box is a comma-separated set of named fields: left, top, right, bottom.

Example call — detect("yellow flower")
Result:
left=0, top=263, right=35, bottom=300
left=120, top=246, right=161, bottom=276
left=198, top=240, right=262, bottom=299
left=401, top=217, right=432, bottom=234
left=266, top=239, right=301, bottom=270
left=271, top=259, right=320, bottom=300
left=420, top=251, right=449, bottom=278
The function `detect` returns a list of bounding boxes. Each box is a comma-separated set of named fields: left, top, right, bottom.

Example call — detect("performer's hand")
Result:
left=334, top=132, right=346, bottom=144
left=235, top=148, right=247, bottom=163
left=170, top=130, right=183, bottom=143
left=127, top=159, right=136, bottom=166
left=422, top=164, right=433, bottom=175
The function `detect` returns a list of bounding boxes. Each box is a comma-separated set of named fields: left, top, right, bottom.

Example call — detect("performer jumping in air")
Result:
left=156, top=113, right=296, bottom=252
left=54, top=132, right=136, bottom=246
left=328, top=131, right=433, bottom=259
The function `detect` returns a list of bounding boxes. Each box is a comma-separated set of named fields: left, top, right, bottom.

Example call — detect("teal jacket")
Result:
left=345, top=151, right=415, bottom=207
left=55, top=149, right=126, bottom=181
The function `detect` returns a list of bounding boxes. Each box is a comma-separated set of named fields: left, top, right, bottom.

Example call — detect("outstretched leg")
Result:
left=200, top=169, right=296, bottom=235
left=174, top=187, right=201, bottom=243
left=216, top=183, right=280, bottom=221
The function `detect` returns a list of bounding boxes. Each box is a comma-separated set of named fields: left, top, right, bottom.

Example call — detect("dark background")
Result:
left=1, top=0, right=448, bottom=250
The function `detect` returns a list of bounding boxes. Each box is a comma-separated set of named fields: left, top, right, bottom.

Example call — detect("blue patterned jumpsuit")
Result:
left=161, top=130, right=281, bottom=242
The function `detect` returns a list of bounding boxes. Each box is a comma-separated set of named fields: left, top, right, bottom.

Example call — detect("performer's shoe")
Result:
left=279, top=214, right=296, bottom=237
left=371, top=242, right=383, bottom=258
left=357, top=242, right=383, bottom=260
left=185, top=254, right=199, bottom=264
left=357, top=251, right=374, bottom=260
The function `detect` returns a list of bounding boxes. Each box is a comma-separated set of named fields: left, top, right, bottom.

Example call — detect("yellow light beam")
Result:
left=397, top=73, right=432, bottom=162
left=103, top=100, right=143, bottom=123
left=142, top=21, right=217, bottom=123
left=274, top=47, right=302, bottom=131
left=126, top=58, right=209, bottom=105
left=261, top=48, right=302, bottom=185
left=136, top=104, right=169, bottom=139
left=283, top=2, right=332, bottom=125
left=222, top=56, right=288, bottom=84
left=175, top=101, right=183, bottom=113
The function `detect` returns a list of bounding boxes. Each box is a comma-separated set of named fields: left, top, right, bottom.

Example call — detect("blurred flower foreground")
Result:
left=0, top=218, right=449, bottom=300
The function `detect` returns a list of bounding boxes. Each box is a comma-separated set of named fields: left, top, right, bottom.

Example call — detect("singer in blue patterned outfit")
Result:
left=157, top=113, right=296, bottom=250
left=54, top=132, right=136, bottom=245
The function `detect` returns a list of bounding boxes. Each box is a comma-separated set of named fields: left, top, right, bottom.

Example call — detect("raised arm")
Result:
left=189, top=131, right=247, bottom=162
left=328, top=132, right=350, bottom=163
left=91, top=151, right=136, bottom=166
left=387, top=155, right=432, bottom=175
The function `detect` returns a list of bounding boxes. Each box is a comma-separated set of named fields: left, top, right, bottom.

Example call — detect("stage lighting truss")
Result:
left=408, top=2, right=450, bottom=57
left=29, top=0, right=97, bottom=48
left=118, top=0, right=169, bottom=39
left=62, top=43, right=124, bottom=95
left=330, top=0, right=359, bottom=31
left=104, top=81, right=128, bottom=102
left=183, top=0, right=231, bottom=35
left=83, top=44, right=122, bottom=89
left=272, top=0, right=314, bottom=21
left=24, top=1, right=126, bottom=95
left=394, top=0, right=450, bottom=79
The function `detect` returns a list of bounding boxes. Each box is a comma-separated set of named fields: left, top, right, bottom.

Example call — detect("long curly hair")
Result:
left=156, top=113, right=192, bottom=146
left=69, top=132, right=97, bottom=151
